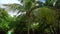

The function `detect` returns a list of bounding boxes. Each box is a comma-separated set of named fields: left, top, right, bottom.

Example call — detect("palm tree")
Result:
left=3, top=0, right=43, bottom=34
left=3, top=0, right=58, bottom=34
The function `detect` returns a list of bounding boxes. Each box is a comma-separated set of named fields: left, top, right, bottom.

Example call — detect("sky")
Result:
left=40, top=0, right=45, bottom=3
left=0, top=0, right=22, bottom=17
left=0, top=0, right=45, bottom=4
left=0, top=0, right=20, bottom=4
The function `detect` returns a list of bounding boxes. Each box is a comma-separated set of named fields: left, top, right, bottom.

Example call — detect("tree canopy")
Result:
left=0, top=0, right=60, bottom=34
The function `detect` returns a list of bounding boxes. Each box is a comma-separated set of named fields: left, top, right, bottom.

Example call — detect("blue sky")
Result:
left=40, top=0, right=45, bottom=3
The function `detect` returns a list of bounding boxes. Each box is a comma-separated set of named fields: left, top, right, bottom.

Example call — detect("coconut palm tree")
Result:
left=3, top=0, right=58, bottom=34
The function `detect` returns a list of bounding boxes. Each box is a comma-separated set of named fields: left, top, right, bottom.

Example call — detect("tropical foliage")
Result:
left=0, top=0, right=60, bottom=34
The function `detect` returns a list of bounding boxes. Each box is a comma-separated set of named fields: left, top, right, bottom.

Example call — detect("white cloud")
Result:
left=0, top=0, right=20, bottom=4
left=0, top=0, right=22, bottom=17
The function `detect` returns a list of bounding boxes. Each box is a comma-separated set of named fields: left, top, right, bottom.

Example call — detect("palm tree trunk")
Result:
left=26, top=11, right=30, bottom=34
left=32, top=28, right=34, bottom=34
left=27, top=22, right=30, bottom=34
